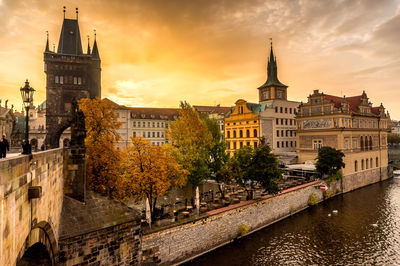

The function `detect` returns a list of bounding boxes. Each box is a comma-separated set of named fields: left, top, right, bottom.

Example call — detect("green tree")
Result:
left=166, top=101, right=212, bottom=207
left=227, top=146, right=254, bottom=197
left=248, top=144, right=282, bottom=194
left=388, top=133, right=400, bottom=145
left=316, top=146, right=345, bottom=177
left=203, top=116, right=230, bottom=198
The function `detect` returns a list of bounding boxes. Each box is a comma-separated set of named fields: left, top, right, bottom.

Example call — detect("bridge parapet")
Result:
left=0, top=148, right=64, bottom=265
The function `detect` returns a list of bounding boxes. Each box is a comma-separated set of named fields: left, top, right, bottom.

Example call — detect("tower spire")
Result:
left=87, top=35, right=91, bottom=55
left=45, top=31, right=50, bottom=52
left=91, top=29, right=100, bottom=59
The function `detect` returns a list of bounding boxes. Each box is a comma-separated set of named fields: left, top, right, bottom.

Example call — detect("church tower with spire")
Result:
left=44, top=7, right=101, bottom=148
left=257, top=41, right=288, bottom=103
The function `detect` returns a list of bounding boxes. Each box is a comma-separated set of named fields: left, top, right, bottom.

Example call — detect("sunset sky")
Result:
left=1, top=0, right=400, bottom=118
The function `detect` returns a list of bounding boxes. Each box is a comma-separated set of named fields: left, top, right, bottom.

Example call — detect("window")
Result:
left=277, top=130, right=279, bottom=137
left=138, top=121, right=141, bottom=127
left=161, top=132, right=164, bottom=138
left=281, top=118, right=284, bottom=124
left=369, top=136, right=373, bottom=150
left=290, top=119, right=292, bottom=126
left=157, top=122, right=160, bottom=127
left=289, top=108, right=292, bottom=114
left=366, top=159, right=369, bottom=169
left=157, top=132, right=160, bottom=138
left=286, top=141, right=288, bottom=147
left=360, top=137, right=364, bottom=151
left=60, top=76, right=64, bottom=84
left=370, top=158, right=372, bottom=168
left=161, top=122, right=164, bottom=127
left=277, top=91, right=283, bottom=99
left=280, top=107, right=283, bottom=113
left=254, top=142, right=258, bottom=148
left=152, top=122, right=155, bottom=127
left=133, top=121, right=136, bottom=127
left=55, top=76, right=59, bottom=83
left=290, top=131, right=293, bottom=137
left=345, top=140, right=349, bottom=149
left=361, top=159, right=364, bottom=170
left=148, top=122, right=151, bottom=127
left=313, top=140, right=322, bottom=150
left=285, top=119, right=288, bottom=125
left=239, top=130, right=243, bottom=138
left=276, top=118, right=279, bottom=125
left=148, top=132, right=151, bottom=138
left=143, top=131, right=146, bottom=137
left=263, top=91, right=269, bottom=99
left=133, top=132, right=136, bottom=137
left=376, top=157, right=379, bottom=167
left=247, top=142, right=250, bottom=146
left=277, top=142, right=280, bottom=148
left=286, top=130, right=288, bottom=137
left=246, top=130, right=250, bottom=138
left=355, top=160, right=358, bottom=172
left=285, top=108, right=288, bottom=113
left=73, top=77, right=77, bottom=84
left=275, top=106, right=278, bottom=113
left=281, top=130, right=284, bottom=137
left=233, top=131, right=237, bottom=138
left=254, top=129, right=257, bottom=137
left=152, top=132, right=155, bottom=137
left=227, top=131, right=230, bottom=138
left=290, top=141, right=293, bottom=147
left=233, top=142, right=237, bottom=149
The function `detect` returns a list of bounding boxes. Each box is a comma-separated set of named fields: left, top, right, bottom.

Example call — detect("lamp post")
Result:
left=20, top=79, right=35, bottom=155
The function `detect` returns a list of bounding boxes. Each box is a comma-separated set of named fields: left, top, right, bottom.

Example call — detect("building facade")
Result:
left=0, top=100, right=15, bottom=140
left=44, top=8, right=101, bottom=148
left=193, top=105, right=232, bottom=139
left=225, top=43, right=299, bottom=156
left=296, top=90, right=390, bottom=177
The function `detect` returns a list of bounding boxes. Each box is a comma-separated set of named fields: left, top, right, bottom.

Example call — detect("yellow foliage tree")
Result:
left=121, top=137, right=187, bottom=218
left=79, top=98, right=123, bottom=198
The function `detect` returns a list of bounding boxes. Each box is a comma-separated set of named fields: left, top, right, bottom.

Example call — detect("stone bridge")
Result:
left=0, top=148, right=142, bottom=265
left=0, top=149, right=64, bottom=265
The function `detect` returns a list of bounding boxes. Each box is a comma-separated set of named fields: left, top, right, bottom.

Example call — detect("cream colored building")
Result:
left=296, top=90, right=390, bottom=177
left=0, top=100, right=15, bottom=139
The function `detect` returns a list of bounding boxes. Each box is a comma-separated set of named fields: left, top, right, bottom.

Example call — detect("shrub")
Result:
left=308, top=193, right=318, bottom=206
left=326, top=172, right=343, bottom=185
left=238, top=224, right=250, bottom=236
left=323, top=190, right=333, bottom=199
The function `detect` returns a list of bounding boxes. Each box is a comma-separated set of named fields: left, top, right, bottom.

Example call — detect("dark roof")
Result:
left=258, top=44, right=287, bottom=89
left=193, top=105, right=232, bottom=115
left=91, top=39, right=100, bottom=59
left=324, top=94, right=381, bottom=117
left=57, top=18, right=83, bottom=55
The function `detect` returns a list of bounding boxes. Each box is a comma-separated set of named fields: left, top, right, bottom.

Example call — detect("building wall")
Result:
left=0, top=148, right=64, bottom=266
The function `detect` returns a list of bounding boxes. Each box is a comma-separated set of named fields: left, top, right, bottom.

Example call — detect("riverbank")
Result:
left=140, top=165, right=390, bottom=265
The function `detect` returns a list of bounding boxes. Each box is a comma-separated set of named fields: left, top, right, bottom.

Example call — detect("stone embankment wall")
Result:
left=342, top=166, right=390, bottom=193
left=142, top=181, right=330, bottom=265
left=0, top=149, right=64, bottom=266
left=58, top=220, right=141, bottom=265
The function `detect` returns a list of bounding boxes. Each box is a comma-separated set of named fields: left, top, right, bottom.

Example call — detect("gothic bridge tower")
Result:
left=44, top=7, right=101, bottom=148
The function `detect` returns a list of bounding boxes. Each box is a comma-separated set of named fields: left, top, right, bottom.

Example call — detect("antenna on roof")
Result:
left=76, top=7, right=78, bottom=20
left=63, top=6, right=66, bottom=19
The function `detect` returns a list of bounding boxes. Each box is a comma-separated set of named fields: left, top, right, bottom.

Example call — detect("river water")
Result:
left=189, top=177, right=400, bottom=265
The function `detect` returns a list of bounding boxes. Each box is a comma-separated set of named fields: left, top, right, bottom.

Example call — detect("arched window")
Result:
left=254, top=129, right=257, bottom=137
left=246, top=130, right=250, bottom=138
left=360, top=136, right=364, bottom=151
left=376, top=157, right=379, bottom=167
left=361, top=159, right=364, bottom=170
left=73, top=77, right=77, bottom=84
left=370, top=158, right=373, bottom=168
left=233, top=131, right=237, bottom=138
left=355, top=160, right=358, bottom=172
left=369, top=136, right=373, bottom=150
left=364, top=136, right=369, bottom=150
left=227, top=131, right=230, bottom=138
left=239, top=130, right=243, bottom=138
left=55, top=76, right=59, bottom=83
left=366, top=159, right=369, bottom=169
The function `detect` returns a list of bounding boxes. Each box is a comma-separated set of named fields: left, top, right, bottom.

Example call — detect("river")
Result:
left=188, top=176, right=400, bottom=265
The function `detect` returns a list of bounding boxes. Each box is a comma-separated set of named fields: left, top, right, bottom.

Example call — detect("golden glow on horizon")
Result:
left=0, top=0, right=400, bottom=118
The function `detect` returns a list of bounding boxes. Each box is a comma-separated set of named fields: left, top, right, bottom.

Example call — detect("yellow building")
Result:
left=225, top=99, right=261, bottom=156
left=296, top=90, right=390, bottom=182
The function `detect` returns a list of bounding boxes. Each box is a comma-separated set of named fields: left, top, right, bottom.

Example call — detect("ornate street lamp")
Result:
left=20, top=79, right=35, bottom=155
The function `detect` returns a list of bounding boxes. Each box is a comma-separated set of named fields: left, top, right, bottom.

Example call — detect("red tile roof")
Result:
left=323, top=94, right=380, bottom=117
left=193, top=105, right=232, bottom=115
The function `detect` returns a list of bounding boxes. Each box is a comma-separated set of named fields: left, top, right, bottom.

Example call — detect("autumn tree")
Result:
left=79, top=98, right=123, bottom=198
left=166, top=101, right=212, bottom=209
left=121, top=137, right=187, bottom=219
left=226, top=146, right=254, bottom=198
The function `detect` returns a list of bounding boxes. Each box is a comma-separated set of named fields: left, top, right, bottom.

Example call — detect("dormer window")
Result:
left=262, top=91, right=269, bottom=100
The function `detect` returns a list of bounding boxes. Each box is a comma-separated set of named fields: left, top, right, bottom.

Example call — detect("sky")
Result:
left=1, top=0, right=400, bottom=118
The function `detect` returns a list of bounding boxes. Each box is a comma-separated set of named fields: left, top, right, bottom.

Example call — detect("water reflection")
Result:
left=189, top=177, right=400, bottom=265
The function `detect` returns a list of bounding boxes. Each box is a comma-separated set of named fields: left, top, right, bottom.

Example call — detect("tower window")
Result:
left=60, top=76, right=64, bottom=84
left=73, top=77, right=77, bottom=84
left=55, top=76, right=59, bottom=83
left=78, top=77, right=82, bottom=85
